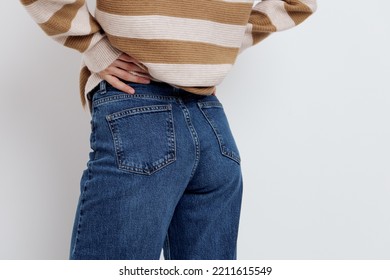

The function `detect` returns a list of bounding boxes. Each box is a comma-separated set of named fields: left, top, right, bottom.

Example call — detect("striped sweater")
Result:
left=20, top=0, right=317, bottom=113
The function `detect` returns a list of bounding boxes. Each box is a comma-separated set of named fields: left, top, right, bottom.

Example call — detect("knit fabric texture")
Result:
left=20, top=0, right=317, bottom=113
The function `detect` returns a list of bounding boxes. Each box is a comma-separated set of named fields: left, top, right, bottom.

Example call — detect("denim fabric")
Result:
left=69, top=79, right=243, bottom=260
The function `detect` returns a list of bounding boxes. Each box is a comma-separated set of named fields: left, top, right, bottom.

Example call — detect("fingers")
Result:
left=106, top=65, right=151, bottom=84
left=98, top=52, right=153, bottom=94
left=98, top=55, right=152, bottom=94
left=103, top=74, right=135, bottom=94
left=113, top=59, right=149, bottom=74
left=117, top=53, right=140, bottom=63
left=104, top=53, right=218, bottom=97
left=99, top=63, right=151, bottom=94
left=117, top=53, right=134, bottom=61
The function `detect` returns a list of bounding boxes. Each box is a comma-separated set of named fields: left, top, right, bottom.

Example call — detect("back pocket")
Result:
left=106, top=104, right=176, bottom=175
left=197, top=101, right=241, bottom=165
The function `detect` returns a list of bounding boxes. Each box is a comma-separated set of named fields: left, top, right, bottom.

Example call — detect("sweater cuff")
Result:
left=82, top=35, right=123, bottom=73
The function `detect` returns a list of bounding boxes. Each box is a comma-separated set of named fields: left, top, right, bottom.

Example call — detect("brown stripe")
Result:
left=249, top=10, right=277, bottom=33
left=284, top=1, right=314, bottom=25
left=108, top=35, right=238, bottom=65
left=252, top=32, right=271, bottom=45
left=20, top=0, right=38, bottom=5
left=176, top=85, right=215, bottom=95
left=64, top=33, right=94, bottom=52
left=248, top=10, right=276, bottom=45
left=39, top=0, right=84, bottom=36
left=89, top=12, right=101, bottom=33
left=79, top=66, right=91, bottom=110
left=97, top=0, right=253, bottom=25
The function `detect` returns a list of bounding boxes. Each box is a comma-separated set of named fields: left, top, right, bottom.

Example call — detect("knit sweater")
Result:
left=20, top=0, right=317, bottom=113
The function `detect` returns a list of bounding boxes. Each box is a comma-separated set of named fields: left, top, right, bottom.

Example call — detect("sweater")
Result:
left=20, top=0, right=317, bottom=113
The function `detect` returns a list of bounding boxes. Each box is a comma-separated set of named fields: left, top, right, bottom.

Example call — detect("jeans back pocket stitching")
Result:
left=197, top=102, right=241, bottom=164
left=105, top=104, right=176, bottom=175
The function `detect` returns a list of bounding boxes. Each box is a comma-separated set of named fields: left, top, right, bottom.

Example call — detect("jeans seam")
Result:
left=70, top=162, right=92, bottom=258
left=178, top=99, right=200, bottom=182
left=165, top=231, right=172, bottom=260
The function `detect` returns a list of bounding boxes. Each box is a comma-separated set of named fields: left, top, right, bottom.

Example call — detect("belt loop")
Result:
left=99, top=79, right=107, bottom=95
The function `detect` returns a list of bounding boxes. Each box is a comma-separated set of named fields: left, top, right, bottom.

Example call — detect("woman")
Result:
left=20, top=0, right=317, bottom=260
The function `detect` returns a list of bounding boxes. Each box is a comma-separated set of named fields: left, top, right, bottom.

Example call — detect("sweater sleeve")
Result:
left=19, top=0, right=122, bottom=73
left=238, top=0, right=317, bottom=54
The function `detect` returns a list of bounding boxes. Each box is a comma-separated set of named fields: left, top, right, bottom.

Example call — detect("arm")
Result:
left=239, top=0, right=317, bottom=54
left=19, top=0, right=122, bottom=73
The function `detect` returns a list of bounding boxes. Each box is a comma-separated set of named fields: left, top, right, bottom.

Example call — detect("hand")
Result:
left=98, top=53, right=151, bottom=94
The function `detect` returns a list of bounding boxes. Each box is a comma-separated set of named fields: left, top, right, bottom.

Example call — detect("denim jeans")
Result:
left=69, top=79, right=243, bottom=260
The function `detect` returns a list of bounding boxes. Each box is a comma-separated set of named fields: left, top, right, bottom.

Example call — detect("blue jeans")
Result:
left=69, top=80, right=243, bottom=260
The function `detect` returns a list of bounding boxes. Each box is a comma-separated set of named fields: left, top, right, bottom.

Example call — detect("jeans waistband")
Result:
left=100, top=79, right=201, bottom=99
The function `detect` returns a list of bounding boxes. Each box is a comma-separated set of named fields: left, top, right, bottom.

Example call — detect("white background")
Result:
left=1, top=1, right=389, bottom=259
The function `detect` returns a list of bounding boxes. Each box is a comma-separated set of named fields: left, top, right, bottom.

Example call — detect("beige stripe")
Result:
left=52, top=36, right=67, bottom=45
left=97, top=0, right=253, bottom=25
left=284, top=1, right=314, bottom=26
left=299, top=0, right=317, bottom=12
left=82, top=35, right=123, bottom=73
left=49, top=2, right=95, bottom=39
left=253, top=1, right=295, bottom=31
left=95, top=10, right=247, bottom=48
left=140, top=62, right=234, bottom=86
left=107, top=35, right=238, bottom=65
left=238, top=24, right=254, bottom=54
left=39, top=0, right=84, bottom=36
left=22, top=0, right=66, bottom=24
left=63, top=14, right=100, bottom=52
